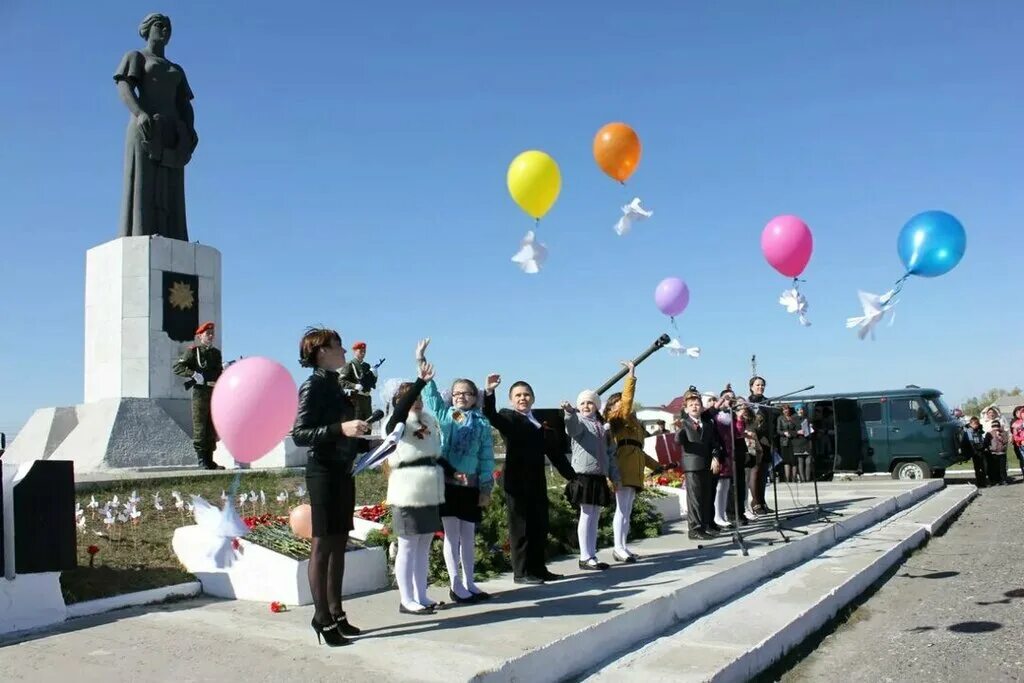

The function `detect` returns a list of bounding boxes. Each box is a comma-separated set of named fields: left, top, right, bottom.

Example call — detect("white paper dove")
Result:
left=846, top=290, right=898, bottom=340
left=666, top=338, right=701, bottom=358
left=511, top=230, right=547, bottom=274
left=190, top=495, right=250, bottom=569
left=613, top=197, right=653, bottom=237
left=779, top=288, right=811, bottom=326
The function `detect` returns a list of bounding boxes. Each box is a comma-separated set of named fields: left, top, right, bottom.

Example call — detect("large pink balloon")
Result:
left=211, top=357, right=298, bottom=463
left=654, top=277, right=690, bottom=317
left=761, top=215, right=813, bottom=278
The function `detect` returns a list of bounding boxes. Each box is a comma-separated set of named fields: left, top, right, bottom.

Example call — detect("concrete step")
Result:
left=584, top=484, right=978, bottom=683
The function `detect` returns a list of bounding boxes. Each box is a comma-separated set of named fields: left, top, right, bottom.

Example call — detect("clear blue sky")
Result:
left=1, top=2, right=1021, bottom=439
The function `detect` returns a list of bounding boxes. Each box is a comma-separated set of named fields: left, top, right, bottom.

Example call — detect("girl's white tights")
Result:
left=441, top=516, right=480, bottom=598
left=613, top=487, right=636, bottom=556
left=397, top=533, right=434, bottom=611
left=577, top=504, right=600, bottom=561
left=714, top=477, right=731, bottom=527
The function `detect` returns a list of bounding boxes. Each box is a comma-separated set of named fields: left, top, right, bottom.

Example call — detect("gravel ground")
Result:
left=778, top=480, right=1024, bottom=683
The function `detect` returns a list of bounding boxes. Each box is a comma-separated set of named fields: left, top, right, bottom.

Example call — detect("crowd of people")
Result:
left=958, top=404, right=1024, bottom=488
left=287, top=326, right=831, bottom=647
left=174, top=323, right=1024, bottom=650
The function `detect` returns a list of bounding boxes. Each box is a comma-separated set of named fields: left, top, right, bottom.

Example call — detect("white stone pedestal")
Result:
left=85, top=236, right=221, bottom=402
left=4, top=237, right=222, bottom=471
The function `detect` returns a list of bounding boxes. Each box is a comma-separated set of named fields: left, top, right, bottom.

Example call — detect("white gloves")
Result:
left=192, top=372, right=205, bottom=385
left=354, top=384, right=364, bottom=392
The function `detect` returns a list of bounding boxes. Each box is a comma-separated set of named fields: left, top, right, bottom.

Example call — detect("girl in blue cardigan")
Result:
left=417, top=339, right=496, bottom=603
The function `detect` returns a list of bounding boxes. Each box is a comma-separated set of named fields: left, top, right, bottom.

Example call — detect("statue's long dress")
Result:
left=114, top=50, right=197, bottom=241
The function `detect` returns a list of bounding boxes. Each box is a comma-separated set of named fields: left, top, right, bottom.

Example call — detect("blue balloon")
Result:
left=897, top=210, right=967, bottom=278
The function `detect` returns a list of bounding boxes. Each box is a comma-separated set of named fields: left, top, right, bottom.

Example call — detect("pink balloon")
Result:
left=654, top=277, right=690, bottom=317
left=211, top=357, right=299, bottom=463
left=761, top=215, right=813, bottom=278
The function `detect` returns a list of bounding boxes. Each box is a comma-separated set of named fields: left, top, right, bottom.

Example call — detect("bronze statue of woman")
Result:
left=114, top=13, right=198, bottom=241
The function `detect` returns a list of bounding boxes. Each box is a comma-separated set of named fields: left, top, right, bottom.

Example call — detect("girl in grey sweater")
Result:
left=562, top=390, right=621, bottom=570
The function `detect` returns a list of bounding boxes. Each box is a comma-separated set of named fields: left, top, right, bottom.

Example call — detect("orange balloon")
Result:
left=593, top=122, right=642, bottom=183
left=289, top=504, right=313, bottom=540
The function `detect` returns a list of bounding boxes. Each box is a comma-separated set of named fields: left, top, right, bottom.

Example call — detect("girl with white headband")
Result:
left=562, top=390, right=621, bottom=570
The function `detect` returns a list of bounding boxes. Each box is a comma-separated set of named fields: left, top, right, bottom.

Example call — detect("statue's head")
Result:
left=138, top=13, right=172, bottom=45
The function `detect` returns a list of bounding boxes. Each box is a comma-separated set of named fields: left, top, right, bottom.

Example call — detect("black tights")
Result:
left=308, top=534, right=347, bottom=623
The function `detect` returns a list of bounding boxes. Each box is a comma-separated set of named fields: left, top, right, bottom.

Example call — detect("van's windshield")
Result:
left=925, top=395, right=952, bottom=422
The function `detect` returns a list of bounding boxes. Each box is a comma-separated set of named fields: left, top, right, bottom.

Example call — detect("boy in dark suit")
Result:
left=484, top=373, right=576, bottom=584
left=676, top=387, right=725, bottom=540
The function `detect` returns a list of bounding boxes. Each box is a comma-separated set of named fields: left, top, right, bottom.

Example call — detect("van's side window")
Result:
left=891, top=399, right=927, bottom=422
left=861, top=402, right=882, bottom=422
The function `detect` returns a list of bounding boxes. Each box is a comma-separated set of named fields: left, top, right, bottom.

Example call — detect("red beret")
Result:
left=352, top=341, right=367, bottom=351
left=195, top=321, right=215, bottom=335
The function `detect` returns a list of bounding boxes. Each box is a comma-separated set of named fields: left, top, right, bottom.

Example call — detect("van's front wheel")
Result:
left=892, top=460, right=932, bottom=480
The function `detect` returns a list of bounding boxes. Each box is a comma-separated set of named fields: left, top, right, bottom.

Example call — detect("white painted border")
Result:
left=66, top=581, right=201, bottom=619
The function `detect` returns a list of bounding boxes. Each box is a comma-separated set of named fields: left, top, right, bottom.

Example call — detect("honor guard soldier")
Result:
left=340, top=341, right=377, bottom=421
left=173, top=321, right=225, bottom=470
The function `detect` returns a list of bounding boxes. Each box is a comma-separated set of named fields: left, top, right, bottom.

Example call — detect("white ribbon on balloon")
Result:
left=511, top=230, right=547, bottom=274
left=613, top=197, right=653, bottom=237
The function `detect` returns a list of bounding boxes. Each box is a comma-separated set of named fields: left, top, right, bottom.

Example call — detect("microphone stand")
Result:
left=807, top=417, right=843, bottom=522
left=595, top=334, right=671, bottom=396
left=756, top=385, right=814, bottom=544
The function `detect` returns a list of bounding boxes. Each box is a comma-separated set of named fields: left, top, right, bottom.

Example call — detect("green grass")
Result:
left=63, top=470, right=389, bottom=604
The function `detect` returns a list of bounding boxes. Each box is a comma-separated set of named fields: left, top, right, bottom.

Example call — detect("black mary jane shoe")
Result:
left=398, top=603, right=435, bottom=616
left=468, top=589, right=492, bottom=602
left=578, top=558, right=610, bottom=571
left=449, top=589, right=475, bottom=605
left=612, top=551, right=637, bottom=564
left=332, top=612, right=361, bottom=636
left=311, top=618, right=350, bottom=647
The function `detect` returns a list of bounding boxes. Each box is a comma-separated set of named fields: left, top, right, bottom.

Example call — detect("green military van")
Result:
left=776, top=387, right=963, bottom=480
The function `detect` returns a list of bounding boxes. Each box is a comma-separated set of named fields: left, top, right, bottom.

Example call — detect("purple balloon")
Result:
left=655, top=277, right=690, bottom=317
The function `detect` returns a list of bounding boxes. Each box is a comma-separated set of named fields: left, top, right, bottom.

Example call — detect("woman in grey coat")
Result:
left=562, top=390, right=621, bottom=570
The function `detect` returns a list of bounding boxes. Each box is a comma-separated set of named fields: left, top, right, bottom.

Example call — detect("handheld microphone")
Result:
left=366, top=409, right=385, bottom=424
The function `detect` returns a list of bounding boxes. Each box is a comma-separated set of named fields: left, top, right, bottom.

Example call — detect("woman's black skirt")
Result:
left=439, top=483, right=483, bottom=524
left=305, top=455, right=356, bottom=537
left=564, top=473, right=614, bottom=508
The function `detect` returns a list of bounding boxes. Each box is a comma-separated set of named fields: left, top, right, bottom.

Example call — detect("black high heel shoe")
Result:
left=311, top=618, right=350, bottom=647
left=333, top=612, right=361, bottom=636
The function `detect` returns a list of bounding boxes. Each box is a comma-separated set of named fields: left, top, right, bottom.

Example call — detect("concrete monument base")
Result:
left=3, top=398, right=196, bottom=471
left=5, top=236, right=226, bottom=473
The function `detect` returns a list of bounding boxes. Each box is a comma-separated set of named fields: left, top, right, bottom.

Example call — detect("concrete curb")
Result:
left=66, top=581, right=201, bottom=619
left=472, top=481, right=942, bottom=683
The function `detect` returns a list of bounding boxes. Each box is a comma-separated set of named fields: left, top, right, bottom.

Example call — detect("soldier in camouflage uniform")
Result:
left=173, top=321, right=225, bottom=469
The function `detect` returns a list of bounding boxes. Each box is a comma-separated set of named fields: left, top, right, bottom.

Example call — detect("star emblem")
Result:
left=168, top=281, right=195, bottom=310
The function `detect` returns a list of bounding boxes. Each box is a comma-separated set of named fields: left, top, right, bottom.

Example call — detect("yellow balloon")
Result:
left=506, top=150, right=561, bottom=220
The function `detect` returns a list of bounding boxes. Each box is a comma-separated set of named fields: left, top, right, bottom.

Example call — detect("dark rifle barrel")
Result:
left=595, top=334, right=672, bottom=396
